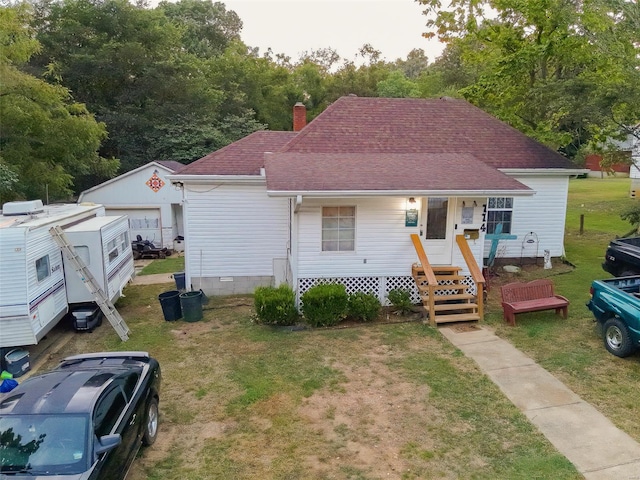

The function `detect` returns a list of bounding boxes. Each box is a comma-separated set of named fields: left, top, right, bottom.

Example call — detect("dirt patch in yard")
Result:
left=298, top=344, right=435, bottom=477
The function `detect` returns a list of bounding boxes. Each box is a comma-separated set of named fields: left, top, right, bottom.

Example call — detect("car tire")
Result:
left=142, top=397, right=159, bottom=446
left=603, top=317, right=636, bottom=358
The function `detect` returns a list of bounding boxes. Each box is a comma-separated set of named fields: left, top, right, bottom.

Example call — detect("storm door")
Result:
left=421, top=197, right=455, bottom=265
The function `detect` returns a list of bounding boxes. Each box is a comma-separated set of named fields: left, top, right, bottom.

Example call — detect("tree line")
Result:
left=1, top=0, right=638, bottom=203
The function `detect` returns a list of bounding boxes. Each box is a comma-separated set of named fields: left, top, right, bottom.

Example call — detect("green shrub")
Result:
left=301, top=283, right=348, bottom=327
left=387, top=288, right=414, bottom=315
left=347, top=291, right=381, bottom=322
left=254, top=284, right=299, bottom=326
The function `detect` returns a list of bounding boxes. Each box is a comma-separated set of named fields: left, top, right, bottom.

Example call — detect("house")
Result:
left=169, top=97, right=586, bottom=323
left=78, top=161, right=185, bottom=250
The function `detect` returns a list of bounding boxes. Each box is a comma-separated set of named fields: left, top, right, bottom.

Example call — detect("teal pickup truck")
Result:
left=587, top=275, right=640, bottom=357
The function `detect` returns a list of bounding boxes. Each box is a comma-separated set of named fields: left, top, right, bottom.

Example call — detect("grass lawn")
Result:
left=42, top=177, right=639, bottom=480
left=139, top=255, right=184, bottom=275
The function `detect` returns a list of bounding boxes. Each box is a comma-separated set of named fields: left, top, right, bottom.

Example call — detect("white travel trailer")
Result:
left=0, top=200, right=134, bottom=348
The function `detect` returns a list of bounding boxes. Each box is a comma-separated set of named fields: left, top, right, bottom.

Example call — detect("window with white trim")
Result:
left=107, top=238, right=119, bottom=262
left=120, top=232, right=129, bottom=252
left=487, top=197, right=513, bottom=234
left=322, top=206, right=355, bottom=252
left=35, top=255, right=50, bottom=282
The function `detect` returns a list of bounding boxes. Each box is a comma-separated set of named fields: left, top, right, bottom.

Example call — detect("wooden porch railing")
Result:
left=410, top=233, right=437, bottom=320
left=455, top=234, right=485, bottom=320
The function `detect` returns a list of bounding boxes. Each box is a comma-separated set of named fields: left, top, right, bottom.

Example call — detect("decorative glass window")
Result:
left=35, top=255, right=50, bottom=282
left=487, top=197, right=513, bottom=234
left=322, top=206, right=355, bottom=252
left=107, top=238, right=119, bottom=262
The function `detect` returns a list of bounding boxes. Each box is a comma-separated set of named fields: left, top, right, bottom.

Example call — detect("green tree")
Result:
left=0, top=3, right=115, bottom=202
left=158, top=0, right=242, bottom=57
left=377, top=70, right=420, bottom=98
left=417, top=0, right=640, bottom=158
left=28, top=0, right=265, bottom=179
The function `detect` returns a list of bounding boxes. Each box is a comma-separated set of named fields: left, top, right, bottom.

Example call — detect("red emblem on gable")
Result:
left=146, top=172, right=165, bottom=192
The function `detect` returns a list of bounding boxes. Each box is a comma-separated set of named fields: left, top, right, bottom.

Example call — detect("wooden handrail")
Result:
left=410, top=234, right=437, bottom=325
left=410, top=234, right=437, bottom=286
left=455, top=234, right=485, bottom=320
left=455, top=235, right=485, bottom=284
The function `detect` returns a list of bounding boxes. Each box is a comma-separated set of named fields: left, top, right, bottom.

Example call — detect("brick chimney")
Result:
left=293, top=102, right=307, bottom=132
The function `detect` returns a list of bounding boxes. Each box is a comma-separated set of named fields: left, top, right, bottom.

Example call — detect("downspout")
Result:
left=292, top=196, right=302, bottom=307
left=175, top=180, right=190, bottom=291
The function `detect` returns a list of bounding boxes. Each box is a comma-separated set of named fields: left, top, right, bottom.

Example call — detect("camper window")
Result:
left=107, top=238, right=119, bottom=262
left=36, top=255, right=50, bottom=282
left=120, top=232, right=129, bottom=252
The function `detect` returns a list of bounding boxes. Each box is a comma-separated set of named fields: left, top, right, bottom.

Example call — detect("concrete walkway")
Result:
left=440, top=325, right=640, bottom=480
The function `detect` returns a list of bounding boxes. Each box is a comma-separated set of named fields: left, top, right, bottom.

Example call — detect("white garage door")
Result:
left=107, top=208, right=162, bottom=246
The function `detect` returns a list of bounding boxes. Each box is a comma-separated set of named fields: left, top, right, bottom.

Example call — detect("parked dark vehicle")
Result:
left=587, top=276, right=640, bottom=357
left=0, top=351, right=161, bottom=479
left=131, top=235, right=170, bottom=260
left=602, top=236, right=640, bottom=277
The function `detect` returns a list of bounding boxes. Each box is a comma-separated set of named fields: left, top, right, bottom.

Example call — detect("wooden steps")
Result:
left=410, top=233, right=484, bottom=326
left=412, top=261, right=480, bottom=326
left=423, top=312, right=482, bottom=323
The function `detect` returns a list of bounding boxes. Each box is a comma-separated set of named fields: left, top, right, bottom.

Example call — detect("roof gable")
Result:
left=79, top=161, right=181, bottom=198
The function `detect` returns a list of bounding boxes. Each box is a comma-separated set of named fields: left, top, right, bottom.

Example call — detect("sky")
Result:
left=223, top=0, right=446, bottom=65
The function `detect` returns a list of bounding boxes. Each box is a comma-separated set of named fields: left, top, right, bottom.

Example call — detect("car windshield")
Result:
left=0, top=414, right=89, bottom=475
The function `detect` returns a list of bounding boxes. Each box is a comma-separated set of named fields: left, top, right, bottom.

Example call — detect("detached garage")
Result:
left=79, top=161, right=184, bottom=249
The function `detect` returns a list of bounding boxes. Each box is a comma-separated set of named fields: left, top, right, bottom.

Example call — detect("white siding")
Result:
left=25, top=228, right=67, bottom=342
left=184, top=184, right=289, bottom=278
left=0, top=203, right=105, bottom=347
left=451, top=197, right=486, bottom=275
left=81, top=164, right=182, bottom=248
left=296, top=197, right=420, bottom=278
left=64, top=216, right=134, bottom=304
left=0, top=228, right=28, bottom=318
left=484, top=175, right=569, bottom=259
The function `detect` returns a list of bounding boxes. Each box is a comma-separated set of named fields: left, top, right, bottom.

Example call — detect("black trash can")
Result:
left=180, top=291, right=203, bottom=322
left=173, top=272, right=186, bottom=291
left=158, top=290, right=182, bottom=321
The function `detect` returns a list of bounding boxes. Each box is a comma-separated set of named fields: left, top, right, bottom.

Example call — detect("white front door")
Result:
left=421, top=197, right=455, bottom=265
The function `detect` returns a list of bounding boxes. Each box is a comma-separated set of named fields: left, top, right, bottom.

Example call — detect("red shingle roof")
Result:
left=156, top=160, right=186, bottom=172
left=282, top=96, right=573, bottom=170
left=176, top=131, right=297, bottom=176
left=265, top=153, right=530, bottom=193
left=175, top=96, right=577, bottom=194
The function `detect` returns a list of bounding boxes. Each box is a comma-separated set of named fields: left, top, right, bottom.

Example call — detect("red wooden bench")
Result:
left=500, top=279, right=569, bottom=326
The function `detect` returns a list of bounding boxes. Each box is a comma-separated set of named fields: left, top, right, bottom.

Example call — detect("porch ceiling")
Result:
left=265, top=152, right=532, bottom=195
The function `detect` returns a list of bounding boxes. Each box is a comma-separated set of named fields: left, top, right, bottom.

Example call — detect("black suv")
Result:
left=0, top=352, right=161, bottom=479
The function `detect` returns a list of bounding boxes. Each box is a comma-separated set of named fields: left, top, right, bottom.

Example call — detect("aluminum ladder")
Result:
left=49, top=225, right=130, bottom=341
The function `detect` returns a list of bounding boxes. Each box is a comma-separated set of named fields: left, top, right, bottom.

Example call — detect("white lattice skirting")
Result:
left=298, top=276, right=476, bottom=305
